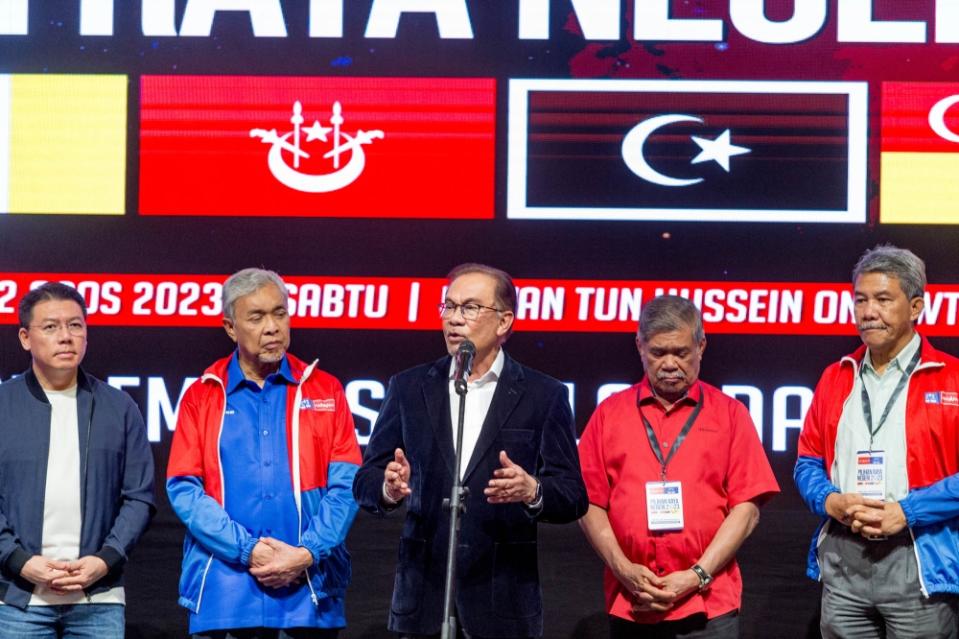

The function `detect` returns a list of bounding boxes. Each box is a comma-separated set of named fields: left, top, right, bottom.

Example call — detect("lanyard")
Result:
left=860, top=348, right=921, bottom=450
left=638, top=390, right=704, bottom=482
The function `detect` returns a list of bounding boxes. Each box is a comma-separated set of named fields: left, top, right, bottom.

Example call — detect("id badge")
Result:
left=855, top=450, right=886, bottom=501
left=646, top=481, right=684, bottom=531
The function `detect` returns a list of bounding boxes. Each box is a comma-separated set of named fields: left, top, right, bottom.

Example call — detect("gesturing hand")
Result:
left=383, top=448, right=412, bottom=503
left=485, top=450, right=538, bottom=504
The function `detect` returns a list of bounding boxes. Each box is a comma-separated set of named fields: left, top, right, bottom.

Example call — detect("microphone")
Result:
left=453, top=339, right=476, bottom=395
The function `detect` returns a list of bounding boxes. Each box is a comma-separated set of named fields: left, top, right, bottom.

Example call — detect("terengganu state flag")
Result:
left=508, top=79, right=867, bottom=223
left=0, top=74, right=127, bottom=215
left=881, top=82, right=959, bottom=224
left=139, top=76, right=496, bottom=218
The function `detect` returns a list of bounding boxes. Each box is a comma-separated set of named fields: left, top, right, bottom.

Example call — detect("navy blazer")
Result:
left=353, top=352, right=587, bottom=638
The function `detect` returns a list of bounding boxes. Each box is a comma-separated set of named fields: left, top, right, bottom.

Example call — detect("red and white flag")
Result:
left=139, top=76, right=496, bottom=218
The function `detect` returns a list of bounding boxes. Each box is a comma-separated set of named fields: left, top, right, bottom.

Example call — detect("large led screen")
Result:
left=2, top=2, right=959, bottom=637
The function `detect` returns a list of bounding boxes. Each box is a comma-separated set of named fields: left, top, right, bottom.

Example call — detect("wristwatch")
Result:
left=691, top=564, right=713, bottom=591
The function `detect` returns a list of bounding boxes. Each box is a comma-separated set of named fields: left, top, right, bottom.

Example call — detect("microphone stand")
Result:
left=441, top=375, right=469, bottom=639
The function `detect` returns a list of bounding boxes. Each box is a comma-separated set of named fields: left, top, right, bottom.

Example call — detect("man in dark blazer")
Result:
left=353, top=263, right=588, bottom=639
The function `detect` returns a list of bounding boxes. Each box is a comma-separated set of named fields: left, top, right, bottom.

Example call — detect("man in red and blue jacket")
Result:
left=795, top=245, right=959, bottom=639
left=167, top=268, right=361, bottom=638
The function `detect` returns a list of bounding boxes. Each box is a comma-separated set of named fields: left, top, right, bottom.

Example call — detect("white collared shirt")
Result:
left=449, top=348, right=505, bottom=479
left=833, top=333, right=920, bottom=501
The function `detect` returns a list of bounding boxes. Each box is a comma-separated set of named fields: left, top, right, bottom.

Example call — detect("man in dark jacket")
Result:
left=0, top=282, right=155, bottom=638
left=353, top=263, right=588, bottom=639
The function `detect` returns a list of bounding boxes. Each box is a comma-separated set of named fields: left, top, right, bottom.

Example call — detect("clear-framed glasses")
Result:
left=30, top=320, right=87, bottom=337
left=438, top=302, right=501, bottom=321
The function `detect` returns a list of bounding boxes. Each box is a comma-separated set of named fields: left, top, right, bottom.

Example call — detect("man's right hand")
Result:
left=383, top=448, right=412, bottom=504
left=20, top=556, right=70, bottom=592
left=613, top=560, right=677, bottom=613
left=825, top=492, right=885, bottom=526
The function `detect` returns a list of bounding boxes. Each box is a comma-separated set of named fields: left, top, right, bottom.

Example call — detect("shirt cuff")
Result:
left=524, top=479, right=544, bottom=511
left=241, top=536, right=259, bottom=566
left=381, top=482, right=402, bottom=509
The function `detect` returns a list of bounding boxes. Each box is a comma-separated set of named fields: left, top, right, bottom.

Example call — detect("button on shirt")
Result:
left=201, top=353, right=325, bottom=629
left=834, top=333, right=920, bottom=501
left=578, top=378, right=779, bottom=624
left=449, top=348, right=504, bottom=478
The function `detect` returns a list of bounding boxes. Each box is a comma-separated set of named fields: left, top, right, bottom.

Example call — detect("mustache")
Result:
left=656, top=371, right=686, bottom=381
left=858, top=323, right=886, bottom=331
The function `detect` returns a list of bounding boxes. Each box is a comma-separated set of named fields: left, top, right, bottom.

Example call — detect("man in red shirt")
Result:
left=578, top=295, right=779, bottom=638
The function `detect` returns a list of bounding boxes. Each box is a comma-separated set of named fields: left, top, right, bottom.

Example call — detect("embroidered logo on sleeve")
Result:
left=300, top=398, right=336, bottom=412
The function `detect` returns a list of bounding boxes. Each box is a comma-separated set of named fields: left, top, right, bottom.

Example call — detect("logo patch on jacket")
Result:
left=300, top=398, right=335, bottom=412
left=925, top=391, right=959, bottom=406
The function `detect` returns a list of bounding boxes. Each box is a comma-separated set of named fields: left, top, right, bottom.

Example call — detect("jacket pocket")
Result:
left=177, top=535, right=213, bottom=613
left=391, top=537, right=427, bottom=615
left=312, top=544, right=352, bottom=598
left=492, top=541, right=541, bottom=619
left=500, top=428, right=535, bottom=442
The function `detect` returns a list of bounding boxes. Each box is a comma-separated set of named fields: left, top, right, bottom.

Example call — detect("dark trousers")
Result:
left=400, top=631, right=533, bottom=639
left=194, top=629, right=340, bottom=639
left=609, top=611, right=739, bottom=639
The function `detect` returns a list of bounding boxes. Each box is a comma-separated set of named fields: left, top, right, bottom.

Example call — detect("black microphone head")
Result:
left=457, top=339, right=476, bottom=356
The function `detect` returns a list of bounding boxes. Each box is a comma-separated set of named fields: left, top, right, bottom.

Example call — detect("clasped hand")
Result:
left=615, top=561, right=700, bottom=614
left=826, top=492, right=907, bottom=538
left=249, top=537, right=313, bottom=589
left=21, top=555, right=108, bottom=594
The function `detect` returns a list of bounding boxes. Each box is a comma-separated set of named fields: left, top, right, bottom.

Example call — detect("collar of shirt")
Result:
left=637, top=377, right=702, bottom=414
left=448, top=347, right=505, bottom=388
left=225, top=351, right=297, bottom=394
left=862, top=332, right=921, bottom=379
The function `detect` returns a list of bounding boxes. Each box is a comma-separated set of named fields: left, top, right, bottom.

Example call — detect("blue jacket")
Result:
left=353, top=353, right=588, bottom=638
left=794, top=338, right=959, bottom=596
left=167, top=354, right=362, bottom=630
left=0, top=368, right=156, bottom=609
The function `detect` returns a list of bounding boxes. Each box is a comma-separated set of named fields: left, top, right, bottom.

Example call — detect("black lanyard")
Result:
left=860, top=348, right=921, bottom=450
left=638, top=390, right=704, bottom=482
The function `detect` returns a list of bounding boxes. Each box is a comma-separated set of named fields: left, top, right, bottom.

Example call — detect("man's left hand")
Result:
left=249, top=537, right=313, bottom=589
left=485, top=451, right=538, bottom=504
left=850, top=501, right=908, bottom=538
left=630, top=569, right=699, bottom=614
left=49, top=556, right=109, bottom=592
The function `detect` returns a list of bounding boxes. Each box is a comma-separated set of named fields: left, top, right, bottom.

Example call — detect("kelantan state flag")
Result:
left=881, top=82, right=959, bottom=224
left=139, top=76, right=495, bottom=218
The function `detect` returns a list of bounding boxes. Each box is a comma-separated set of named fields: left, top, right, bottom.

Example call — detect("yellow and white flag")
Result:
left=0, top=74, right=126, bottom=214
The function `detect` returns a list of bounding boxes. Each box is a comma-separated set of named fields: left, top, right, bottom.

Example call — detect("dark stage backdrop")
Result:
left=2, top=2, right=959, bottom=637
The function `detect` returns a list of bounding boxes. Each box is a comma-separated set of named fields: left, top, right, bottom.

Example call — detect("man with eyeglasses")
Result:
left=0, top=282, right=155, bottom=637
left=354, top=263, right=588, bottom=639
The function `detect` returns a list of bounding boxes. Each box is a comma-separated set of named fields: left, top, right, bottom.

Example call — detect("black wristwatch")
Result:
left=691, top=564, right=713, bottom=591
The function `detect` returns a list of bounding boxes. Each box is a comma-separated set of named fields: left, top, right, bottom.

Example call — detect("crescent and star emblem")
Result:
left=621, top=113, right=751, bottom=188
left=929, top=94, right=959, bottom=144
left=250, top=100, right=384, bottom=193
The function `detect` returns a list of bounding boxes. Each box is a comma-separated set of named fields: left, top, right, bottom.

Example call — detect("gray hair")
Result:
left=638, top=295, right=705, bottom=344
left=852, top=244, right=926, bottom=299
left=222, top=268, right=288, bottom=322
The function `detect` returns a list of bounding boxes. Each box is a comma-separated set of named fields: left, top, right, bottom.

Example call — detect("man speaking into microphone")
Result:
left=353, top=263, right=587, bottom=639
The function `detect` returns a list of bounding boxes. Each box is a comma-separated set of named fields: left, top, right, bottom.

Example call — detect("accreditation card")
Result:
left=646, top=481, right=684, bottom=531
left=855, top=450, right=886, bottom=501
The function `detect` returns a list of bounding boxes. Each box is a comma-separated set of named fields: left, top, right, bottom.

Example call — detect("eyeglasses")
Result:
left=438, top=302, right=501, bottom=321
left=30, top=320, right=87, bottom=337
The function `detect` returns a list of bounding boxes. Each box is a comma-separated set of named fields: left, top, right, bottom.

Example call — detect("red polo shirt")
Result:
left=578, top=378, right=779, bottom=624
